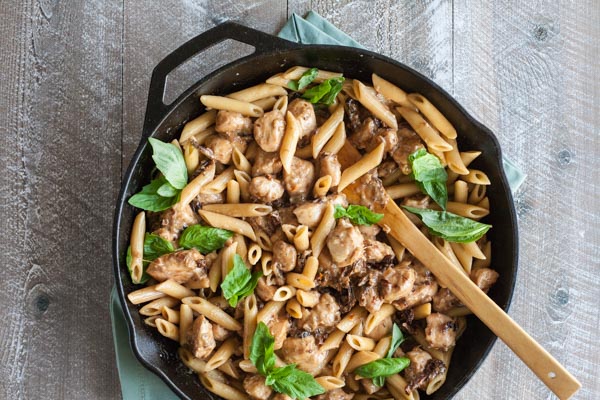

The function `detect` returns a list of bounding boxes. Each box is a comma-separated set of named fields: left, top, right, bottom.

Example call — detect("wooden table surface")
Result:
left=1, top=1, right=598, bottom=399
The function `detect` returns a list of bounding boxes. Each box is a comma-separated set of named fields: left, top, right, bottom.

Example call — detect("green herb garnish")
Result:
left=334, top=204, right=384, bottom=226
left=372, top=324, right=407, bottom=386
left=402, top=206, right=491, bottom=243
left=221, top=254, right=262, bottom=307
left=302, top=77, right=345, bottom=105
left=409, top=149, right=448, bottom=209
left=179, top=225, right=233, bottom=254
left=128, top=138, right=187, bottom=211
left=287, top=67, right=318, bottom=91
left=249, top=322, right=325, bottom=399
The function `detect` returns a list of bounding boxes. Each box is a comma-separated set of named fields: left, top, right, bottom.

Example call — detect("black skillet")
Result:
left=113, top=21, right=519, bottom=400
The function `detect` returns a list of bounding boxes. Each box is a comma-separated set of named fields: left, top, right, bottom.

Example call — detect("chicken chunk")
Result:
left=215, top=110, right=252, bottom=138
left=349, top=117, right=378, bottom=150
left=432, top=287, right=461, bottom=313
left=357, top=270, right=384, bottom=313
left=243, top=375, right=273, bottom=400
left=393, top=261, right=438, bottom=310
left=358, top=224, right=381, bottom=240
left=471, top=268, right=499, bottom=293
left=255, top=276, right=276, bottom=302
left=391, top=123, right=425, bottom=174
left=352, top=170, right=388, bottom=211
left=267, top=313, right=290, bottom=350
left=381, top=265, right=416, bottom=303
left=194, top=191, right=224, bottom=206
left=283, top=157, right=315, bottom=200
left=318, top=152, right=342, bottom=188
left=425, top=313, right=458, bottom=351
left=280, top=335, right=329, bottom=376
left=272, top=240, right=297, bottom=273
left=315, top=388, right=354, bottom=400
left=364, top=239, right=395, bottom=264
left=298, top=293, right=341, bottom=333
left=203, top=134, right=234, bottom=164
left=249, top=175, right=285, bottom=203
left=252, top=149, right=283, bottom=177
left=368, top=128, right=398, bottom=154
left=212, top=323, right=231, bottom=342
left=254, top=110, right=285, bottom=152
left=288, top=98, right=317, bottom=139
left=404, top=347, right=432, bottom=388
left=146, top=249, right=206, bottom=285
left=190, top=315, right=215, bottom=359
left=153, top=204, right=199, bottom=243
left=327, top=219, right=365, bottom=267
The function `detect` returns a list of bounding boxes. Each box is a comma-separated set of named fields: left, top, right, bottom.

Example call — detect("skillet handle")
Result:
left=141, top=21, right=300, bottom=140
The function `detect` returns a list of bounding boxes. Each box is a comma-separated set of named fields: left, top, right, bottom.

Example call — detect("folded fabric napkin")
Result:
left=110, top=11, right=526, bottom=400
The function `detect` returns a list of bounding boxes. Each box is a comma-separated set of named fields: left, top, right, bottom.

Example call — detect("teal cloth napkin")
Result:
left=110, top=11, right=526, bottom=400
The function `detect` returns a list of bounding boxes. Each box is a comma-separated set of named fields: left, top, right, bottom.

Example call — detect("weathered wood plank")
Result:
left=453, top=1, right=600, bottom=399
left=122, top=0, right=289, bottom=168
left=0, top=0, right=123, bottom=399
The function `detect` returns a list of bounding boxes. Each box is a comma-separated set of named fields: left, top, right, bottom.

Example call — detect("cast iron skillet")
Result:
left=113, top=22, right=519, bottom=400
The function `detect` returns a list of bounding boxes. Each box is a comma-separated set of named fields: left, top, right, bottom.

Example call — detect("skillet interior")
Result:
left=114, top=24, right=518, bottom=400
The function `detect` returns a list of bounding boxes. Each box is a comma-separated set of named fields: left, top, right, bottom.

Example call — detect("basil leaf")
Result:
left=302, top=77, right=345, bottom=105
left=148, top=138, right=188, bottom=190
left=179, top=225, right=233, bottom=254
left=157, top=181, right=179, bottom=197
left=354, top=357, right=411, bottom=380
left=128, top=176, right=179, bottom=212
left=221, top=254, right=261, bottom=307
left=402, top=206, right=492, bottom=243
left=409, top=149, right=448, bottom=209
left=386, top=324, right=405, bottom=359
left=267, top=364, right=325, bottom=399
left=319, top=77, right=344, bottom=105
left=250, top=322, right=276, bottom=376
left=372, top=376, right=385, bottom=387
left=143, top=233, right=175, bottom=260
left=334, top=205, right=384, bottom=226
left=288, top=67, right=318, bottom=91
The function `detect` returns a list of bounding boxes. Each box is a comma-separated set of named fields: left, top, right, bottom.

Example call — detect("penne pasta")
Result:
left=252, top=96, right=277, bottom=111
left=155, top=318, right=179, bottom=341
left=322, top=121, right=346, bottom=154
left=179, top=304, right=193, bottom=346
left=206, top=337, right=238, bottom=371
left=372, top=73, right=415, bottom=109
left=313, top=105, right=345, bottom=158
left=282, top=66, right=343, bottom=82
left=338, top=142, right=385, bottom=191
left=396, top=106, right=452, bottom=152
left=286, top=298, right=303, bottom=319
left=347, top=351, right=380, bottom=374
left=178, top=161, right=216, bottom=206
left=386, top=183, right=421, bottom=200
left=183, top=141, right=200, bottom=175
left=199, top=373, right=250, bottom=400
left=337, top=306, right=368, bottom=333
left=247, top=243, right=262, bottom=266
left=202, top=203, right=272, bottom=218
left=273, top=95, right=288, bottom=114
left=407, top=93, right=457, bottom=139
left=464, top=169, right=491, bottom=185
left=293, top=225, right=310, bottom=251
left=354, top=80, right=398, bottom=129
left=233, top=170, right=251, bottom=202
left=273, top=285, right=296, bottom=302
left=316, top=376, right=345, bottom=391
left=198, top=210, right=257, bottom=241
left=180, top=110, right=217, bottom=144
left=243, top=295, right=258, bottom=359
left=364, top=304, right=395, bottom=335
left=127, top=285, right=165, bottom=305
left=310, top=202, right=336, bottom=258
left=231, top=147, right=251, bottom=174
left=453, top=180, right=469, bottom=203
left=296, top=290, right=320, bottom=308
left=314, top=175, right=332, bottom=197
left=280, top=111, right=302, bottom=172
left=200, top=166, right=235, bottom=194
left=129, top=211, right=145, bottom=284
left=182, top=297, right=242, bottom=331
left=413, top=303, right=432, bottom=320
left=227, top=83, right=287, bottom=102
left=321, top=329, right=346, bottom=352
left=160, top=306, right=180, bottom=324
left=226, top=179, right=240, bottom=204
left=200, top=95, right=263, bottom=117
left=346, top=335, right=376, bottom=352
left=445, top=139, right=469, bottom=175
left=139, top=297, right=179, bottom=316
left=302, top=255, right=319, bottom=280
left=155, top=279, right=196, bottom=299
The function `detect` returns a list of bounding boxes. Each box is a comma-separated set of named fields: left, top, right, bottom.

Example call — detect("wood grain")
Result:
left=0, top=0, right=598, bottom=399
left=0, top=0, right=123, bottom=399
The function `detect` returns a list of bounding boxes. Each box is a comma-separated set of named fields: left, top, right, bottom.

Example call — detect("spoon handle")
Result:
left=379, top=199, right=581, bottom=400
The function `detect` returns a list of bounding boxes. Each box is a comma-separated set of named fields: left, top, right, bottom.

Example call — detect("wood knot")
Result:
left=35, top=293, right=50, bottom=314
left=557, top=149, right=572, bottom=166
left=532, top=25, right=549, bottom=41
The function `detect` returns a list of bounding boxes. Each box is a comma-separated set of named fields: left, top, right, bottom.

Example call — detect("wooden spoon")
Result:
left=337, top=141, right=581, bottom=400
